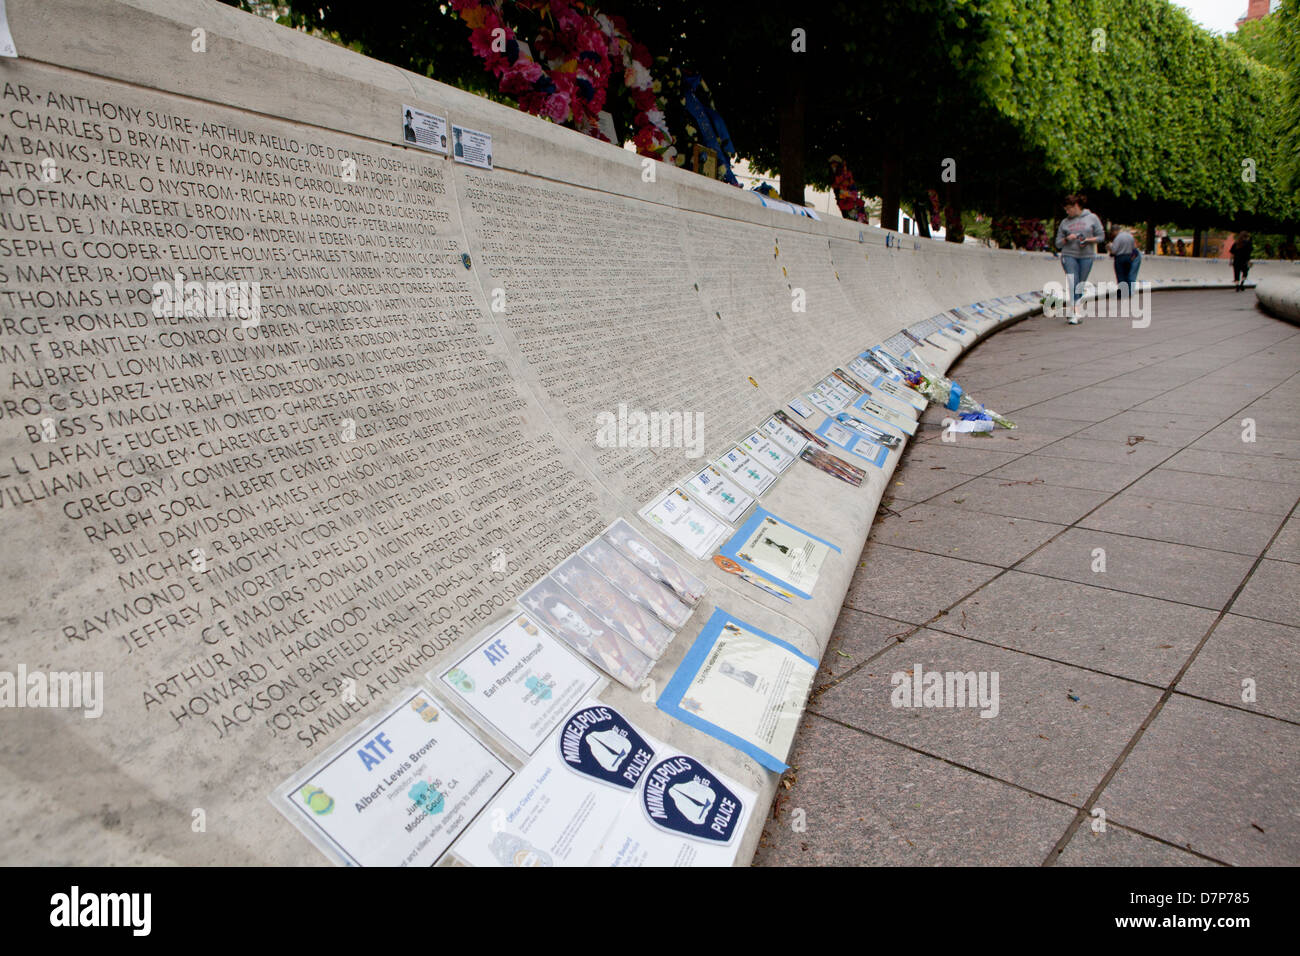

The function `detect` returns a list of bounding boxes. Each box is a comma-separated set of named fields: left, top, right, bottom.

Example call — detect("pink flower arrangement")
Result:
left=452, top=1, right=674, bottom=159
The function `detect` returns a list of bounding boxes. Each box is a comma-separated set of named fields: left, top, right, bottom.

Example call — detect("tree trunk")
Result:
left=1192, top=226, right=1203, bottom=258
left=944, top=179, right=963, bottom=243
left=778, top=64, right=805, bottom=205
left=1145, top=218, right=1156, bottom=254
left=879, top=132, right=902, bottom=231
left=914, top=201, right=932, bottom=238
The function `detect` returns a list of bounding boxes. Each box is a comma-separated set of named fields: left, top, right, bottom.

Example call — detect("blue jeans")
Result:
left=1061, top=255, right=1093, bottom=303
left=1113, top=253, right=1140, bottom=293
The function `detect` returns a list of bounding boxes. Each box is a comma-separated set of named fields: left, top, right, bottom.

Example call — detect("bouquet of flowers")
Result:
left=902, top=367, right=1017, bottom=430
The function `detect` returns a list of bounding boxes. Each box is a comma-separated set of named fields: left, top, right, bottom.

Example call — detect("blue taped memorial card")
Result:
left=814, top=416, right=890, bottom=469
left=658, top=608, right=817, bottom=773
left=718, top=507, right=841, bottom=600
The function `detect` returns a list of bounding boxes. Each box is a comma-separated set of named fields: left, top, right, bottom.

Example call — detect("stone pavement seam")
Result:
left=1040, top=494, right=1300, bottom=865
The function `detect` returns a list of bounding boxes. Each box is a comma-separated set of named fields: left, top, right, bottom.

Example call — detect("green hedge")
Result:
left=978, top=0, right=1298, bottom=228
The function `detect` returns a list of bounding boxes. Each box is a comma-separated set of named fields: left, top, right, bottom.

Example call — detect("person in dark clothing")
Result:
left=1230, top=231, right=1254, bottom=291
left=1108, top=227, right=1141, bottom=295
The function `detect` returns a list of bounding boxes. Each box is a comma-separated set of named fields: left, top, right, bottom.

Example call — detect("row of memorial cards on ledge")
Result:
left=517, top=518, right=708, bottom=690
left=275, top=684, right=755, bottom=866
left=638, top=415, right=809, bottom=560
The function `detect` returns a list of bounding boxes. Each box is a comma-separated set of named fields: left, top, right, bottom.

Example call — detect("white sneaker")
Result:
left=1067, top=315, right=1081, bottom=325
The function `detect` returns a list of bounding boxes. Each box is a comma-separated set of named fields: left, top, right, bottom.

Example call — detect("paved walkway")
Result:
left=755, top=289, right=1300, bottom=866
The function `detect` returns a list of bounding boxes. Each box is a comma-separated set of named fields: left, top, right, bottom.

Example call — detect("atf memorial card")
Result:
left=759, top=414, right=810, bottom=456
left=451, top=700, right=754, bottom=866
left=433, top=613, right=603, bottom=759
left=685, top=464, right=755, bottom=524
left=864, top=373, right=928, bottom=412
left=601, top=518, right=707, bottom=607
left=275, top=687, right=512, bottom=866
left=787, top=396, right=816, bottom=419
left=738, top=429, right=796, bottom=474
left=640, top=486, right=732, bottom=560
left=718, top=508, right=841, bottom=600
left=451, top=123, right=493, bottom=168
left=657, top=609, right=817, bottom=773
left=714, top=447, right=777, bottom=497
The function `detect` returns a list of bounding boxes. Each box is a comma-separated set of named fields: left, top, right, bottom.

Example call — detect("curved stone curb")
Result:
left=1255, top=275, right=1300, bottom=325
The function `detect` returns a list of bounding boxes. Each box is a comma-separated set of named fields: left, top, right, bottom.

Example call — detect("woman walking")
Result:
left=1230, top=231, right=1253, bottom=291
left=1054, top=194, right=1104, bottom=324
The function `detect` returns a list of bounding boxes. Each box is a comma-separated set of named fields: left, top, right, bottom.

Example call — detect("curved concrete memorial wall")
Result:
left=1256, top=276, right=1300, bottom=325
left=1, top=0, right=1291, bottom=865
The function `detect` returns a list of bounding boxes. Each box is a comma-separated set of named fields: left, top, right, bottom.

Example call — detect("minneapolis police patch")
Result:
left=640, top=755, right=742, bottom=843
left=558, top=705, right=654, bottom=790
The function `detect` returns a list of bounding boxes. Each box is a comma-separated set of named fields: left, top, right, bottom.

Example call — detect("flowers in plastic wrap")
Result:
left=901, top=365, right=1017, bottom=430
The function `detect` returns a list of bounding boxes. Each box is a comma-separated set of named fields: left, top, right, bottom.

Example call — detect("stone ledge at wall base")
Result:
left=1, top=0, right=1297, bottom=868
left=1255, top=275, right=1300, bottom=325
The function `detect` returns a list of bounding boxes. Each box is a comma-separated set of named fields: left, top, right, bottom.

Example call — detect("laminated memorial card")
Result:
left=851, top=395, right=918, bottom=436
left=433, top=613, right=603, bottom=760
left=580, top=538, right=693, bottom=629
left=554, top=554, right=675, bottom=659
left=450, top=700, right=655, bottom=867
left=814, top=418, right=890, bottom=469
left=836, top=410, right=903, bottom=447
left=594, top=750, right=754, bottom=867
left=601, top=518, right=707, bottom=608
left=275, top=688, right=512, bottom=866
left=717, top=509, right=841, bottom=600
left=856, top=370, right=928, bottom=412
left=798, top=445, right=866, bottom=487
left=714, top=447, right=778, bottom=497
left=786, top=396, right=816, bottom=419
left=640, top=487, right=732, bottom=560
left=738, top=430, right=797, bottom=474
left=657, top=609, right=817, bottom=773
left=401, top=104, right=448, bottom=153
left=451, top=701, right=753, bottom=867
left=804, top=388, right=846, bottom=416
left=519, top=579, right=653, bottom=690
left=685, top=464, right=755, bottom=524
left=863, top=346, right=909, bottom=380
left=451, top=123, right=493, bottom=168
left=772, top=409, right=827, bottom=447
